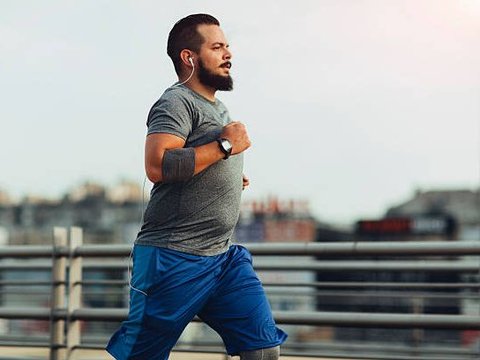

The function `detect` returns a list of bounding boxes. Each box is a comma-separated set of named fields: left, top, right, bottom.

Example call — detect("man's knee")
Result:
left=239, top=346, right=280, bottom=360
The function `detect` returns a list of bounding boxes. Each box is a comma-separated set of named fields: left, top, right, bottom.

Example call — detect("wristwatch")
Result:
left=217, top=138, right=232, bottom=159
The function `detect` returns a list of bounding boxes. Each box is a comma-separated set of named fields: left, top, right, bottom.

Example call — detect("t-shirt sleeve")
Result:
left=146, top=90, right=195, bottom=140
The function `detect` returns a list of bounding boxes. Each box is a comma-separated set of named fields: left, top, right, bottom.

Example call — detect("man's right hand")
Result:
left=220, top=122, right=251, bottom=155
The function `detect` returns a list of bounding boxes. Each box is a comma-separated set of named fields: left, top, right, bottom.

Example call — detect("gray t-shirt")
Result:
left=135, top=84, right=244, bottom=256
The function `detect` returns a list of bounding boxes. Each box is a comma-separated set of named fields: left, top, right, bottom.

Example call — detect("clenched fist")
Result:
left=220, top=122, right=251, bottom=155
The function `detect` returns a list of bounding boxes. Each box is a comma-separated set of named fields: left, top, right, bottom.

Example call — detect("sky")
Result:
left=1, top=0, right=479, bottom=225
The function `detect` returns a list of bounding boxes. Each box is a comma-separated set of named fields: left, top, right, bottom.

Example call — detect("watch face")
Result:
left=218, top=138, right=232, bottom=159
left=221, top=139, right=232, bottom=153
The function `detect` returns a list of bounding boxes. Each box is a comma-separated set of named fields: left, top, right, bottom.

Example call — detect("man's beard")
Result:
left=198, top=59, right=233, bottom=91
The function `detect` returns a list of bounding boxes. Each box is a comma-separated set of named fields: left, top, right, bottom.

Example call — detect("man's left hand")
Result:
left=242, top=175, right=250, bottom=190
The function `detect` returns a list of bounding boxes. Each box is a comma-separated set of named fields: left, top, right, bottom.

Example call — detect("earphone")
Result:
left=128, top=55, right=195, bottom=296
left=174, top=56, right=195, bottom=87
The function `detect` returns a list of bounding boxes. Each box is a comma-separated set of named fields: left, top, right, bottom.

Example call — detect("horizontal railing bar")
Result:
left=0, top=290, right=51, bottom=295
left=67, top=308, right=480, bottom=329
left=2, top=259, right=480, bottom=272
left=0, top=263, right=52, bottom=270
left=72, top=244, right=130, bottom=257
left=70, top=241, right=480, bottom=257
left=262, top=281, right=480, bottom=289
left=253, top=260, right=480, bottom=271
left=0, top=242, right=478, bottom=259
left=77, top=302, right=465, bottom=313
left=5, top=307, right=480, bottom=329
left=76, top=280, right=126, bottom=286
left=76, top=279, right=480, bottom=290
left=0, top=245, right=69, bottom=258
left=0, top=281, right=62, bottom=286
left=274, top=311, right=480, bottom=329
left=82, top=291, right=125, bottom=296
left=0, top=341, right=60, bottom=348
left=250, top=241, right=480, bottom=256
left=0, top=335, right=49, bottom=342
left=0, top=308, right=66, bottom=320
left=77, top=288, right=479, bottom=301
left=265, top=289, right=480, bottom=300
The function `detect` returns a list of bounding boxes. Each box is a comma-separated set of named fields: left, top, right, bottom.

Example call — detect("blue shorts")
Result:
left=106, top=244, right=287, bottom=359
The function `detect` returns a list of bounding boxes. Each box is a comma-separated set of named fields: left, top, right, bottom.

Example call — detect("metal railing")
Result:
left=0, top=227, right=479, bottom=359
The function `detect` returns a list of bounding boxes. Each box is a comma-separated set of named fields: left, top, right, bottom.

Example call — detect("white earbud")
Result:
left=174, top=57, right=195, bottom=87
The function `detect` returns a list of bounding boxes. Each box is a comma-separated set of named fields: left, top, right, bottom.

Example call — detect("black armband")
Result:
left=162, top=148, right=195, bottom=183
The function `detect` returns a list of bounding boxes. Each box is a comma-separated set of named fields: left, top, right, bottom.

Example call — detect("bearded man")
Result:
left=106, top=14, right=287, bottom=360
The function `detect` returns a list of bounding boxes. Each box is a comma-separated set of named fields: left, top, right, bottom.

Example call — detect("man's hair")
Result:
left=167, top=14, right=220, bottom=75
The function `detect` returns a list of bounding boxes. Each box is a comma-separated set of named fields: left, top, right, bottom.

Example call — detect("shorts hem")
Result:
left=105, top=347, right=120, bottom=360
left=226, top=337, right=288, bottom=357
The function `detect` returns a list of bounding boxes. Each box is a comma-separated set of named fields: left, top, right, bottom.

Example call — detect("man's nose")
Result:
left=224, top=48, right=232, bottom=60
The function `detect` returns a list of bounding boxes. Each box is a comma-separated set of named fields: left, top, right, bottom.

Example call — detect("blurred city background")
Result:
left=0, top=182, right=478, bottom=359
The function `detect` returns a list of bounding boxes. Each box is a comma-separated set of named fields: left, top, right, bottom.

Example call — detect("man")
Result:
left=106, top=14, right=287, bottom=360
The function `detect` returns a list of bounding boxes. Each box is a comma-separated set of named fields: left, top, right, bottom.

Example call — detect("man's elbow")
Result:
left=146, top=166, right=163, bottom=183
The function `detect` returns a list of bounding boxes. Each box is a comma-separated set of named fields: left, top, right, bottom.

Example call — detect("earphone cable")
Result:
left=127, top=176, right=148, bottom=297
left=174, top=60, right=195, bottom=87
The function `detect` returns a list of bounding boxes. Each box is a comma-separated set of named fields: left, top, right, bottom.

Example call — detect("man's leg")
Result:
left=106, top=245, right=219, bottom=360
left=240, top=346, right=280, bottom=360
left=199, top=245, right=287, bottom=357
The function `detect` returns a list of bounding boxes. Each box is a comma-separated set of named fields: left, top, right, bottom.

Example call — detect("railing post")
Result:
left=49, top=227, right=67, bottom=360
left=67, top=227, right=83, bottom=360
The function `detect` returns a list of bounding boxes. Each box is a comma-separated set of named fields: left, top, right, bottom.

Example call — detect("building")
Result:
left=386, top=188, right=480, bottom=241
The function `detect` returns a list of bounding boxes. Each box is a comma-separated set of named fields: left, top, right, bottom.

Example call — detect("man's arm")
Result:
left=145, top=122, right=250, bottom=183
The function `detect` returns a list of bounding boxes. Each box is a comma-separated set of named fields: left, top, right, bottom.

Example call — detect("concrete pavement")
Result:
left=0, top=347, right=351, bottom=360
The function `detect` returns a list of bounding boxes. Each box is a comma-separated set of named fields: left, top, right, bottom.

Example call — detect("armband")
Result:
left=162, top=148, right=195, bottom=183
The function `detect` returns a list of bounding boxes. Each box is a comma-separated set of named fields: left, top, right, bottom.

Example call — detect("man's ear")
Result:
left=180, top=50, right=194, bottom=67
